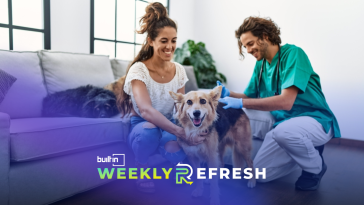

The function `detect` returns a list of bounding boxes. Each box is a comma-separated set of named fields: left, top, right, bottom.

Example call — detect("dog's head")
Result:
left=82, top=89, right=119, bottom=118
left=169, top=86, right=222, bottom=129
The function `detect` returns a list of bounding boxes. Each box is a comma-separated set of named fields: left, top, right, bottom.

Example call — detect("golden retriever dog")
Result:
left=104, top=75, right=126, bottom=112
left=104, top=75, right=134, bottom=116
left=169, top=86, right=255, bottom=205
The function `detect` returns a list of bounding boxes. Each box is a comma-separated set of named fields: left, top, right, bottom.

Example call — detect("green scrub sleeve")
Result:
left=281, top=47, right=313, bottom=94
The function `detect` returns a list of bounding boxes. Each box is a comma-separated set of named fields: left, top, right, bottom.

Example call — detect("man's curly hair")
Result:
left=235, top=17, right=281, bottom=58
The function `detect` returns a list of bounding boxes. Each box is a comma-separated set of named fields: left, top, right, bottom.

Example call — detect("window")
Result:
left=0, top=0, right=50, bottom=51
left=90, top=0, right=169, bottom=60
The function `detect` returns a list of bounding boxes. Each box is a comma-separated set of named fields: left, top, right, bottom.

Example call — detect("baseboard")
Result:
left=327, top=138, right=364, bottom=148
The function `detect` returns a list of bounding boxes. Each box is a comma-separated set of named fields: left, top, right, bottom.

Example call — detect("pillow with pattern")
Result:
left=0, top=69, right=17, bottom=104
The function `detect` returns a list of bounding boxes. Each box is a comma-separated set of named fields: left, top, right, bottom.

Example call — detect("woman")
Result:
left=120, top=2, right=206, bottom=193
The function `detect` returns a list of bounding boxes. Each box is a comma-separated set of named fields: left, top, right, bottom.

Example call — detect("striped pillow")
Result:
left=0, top=69, right=17, bottom=104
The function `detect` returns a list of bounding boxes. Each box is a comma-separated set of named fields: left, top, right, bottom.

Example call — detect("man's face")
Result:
left=240, top=31, right=268, bottom=61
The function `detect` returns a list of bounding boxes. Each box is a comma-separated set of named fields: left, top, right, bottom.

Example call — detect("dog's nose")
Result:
left=193, top=110, right=201, bottom=117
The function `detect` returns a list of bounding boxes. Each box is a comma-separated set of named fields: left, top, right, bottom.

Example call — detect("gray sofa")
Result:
left=0, top=50, right=136, bottom=205
left=0, top=49, right=275, bottom=205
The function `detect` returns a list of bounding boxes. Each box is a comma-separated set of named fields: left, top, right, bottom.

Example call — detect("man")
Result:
left=217, top=16, right=341, bottom=191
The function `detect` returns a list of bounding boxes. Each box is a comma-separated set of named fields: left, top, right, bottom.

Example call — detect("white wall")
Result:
left=169, top=0, right=195, bottom=48
left=170, top=0, right=364, bottom=140
left=49, top=0, right=363, bottom=140
left=51, top=0, right=90, bottom=53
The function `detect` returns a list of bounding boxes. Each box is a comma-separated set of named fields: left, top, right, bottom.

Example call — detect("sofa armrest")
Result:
left=0, top=112, right=10, bottom=205
left=0, top=112, right=10, bottom=129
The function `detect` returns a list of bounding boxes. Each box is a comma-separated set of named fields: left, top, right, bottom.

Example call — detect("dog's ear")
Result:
left=169, top=91, right=184, bottom=103
left=209, top=86, right=222, bottom=101
left=104, top=83, right=114, bottom=91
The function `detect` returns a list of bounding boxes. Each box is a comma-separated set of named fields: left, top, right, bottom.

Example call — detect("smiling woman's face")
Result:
left=240, top=31, right=268, bottom=61
left=149, top=26, right=177, bottom=61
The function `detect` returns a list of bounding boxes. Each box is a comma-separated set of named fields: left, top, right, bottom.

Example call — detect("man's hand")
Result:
left=215, top=81, right=230, bottom=98
left=219, top=97, right=243, bottom=109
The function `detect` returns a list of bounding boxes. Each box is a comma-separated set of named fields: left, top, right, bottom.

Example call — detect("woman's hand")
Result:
left=175, top=127, right=209, bottom=146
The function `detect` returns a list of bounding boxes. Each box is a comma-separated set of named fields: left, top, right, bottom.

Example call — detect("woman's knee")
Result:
left=160, top=131, right=177, bottom=145
left=159, top=141, right=186, bottom=165
left=132, top=122, right=161, bottom=146
left=164, top=141, right=181, bottom=153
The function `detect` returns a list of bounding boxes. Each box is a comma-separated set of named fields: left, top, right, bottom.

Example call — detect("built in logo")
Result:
left=97, top=154, right=125, bottom=166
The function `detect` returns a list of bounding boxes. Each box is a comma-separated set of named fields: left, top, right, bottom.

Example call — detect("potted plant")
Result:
left=174, top=40, right=227, bottom=89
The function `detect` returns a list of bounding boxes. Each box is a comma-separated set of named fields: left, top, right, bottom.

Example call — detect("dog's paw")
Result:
left=191, top=188, right=204, bottom=197
left=247, top=178, right=256, bottom=188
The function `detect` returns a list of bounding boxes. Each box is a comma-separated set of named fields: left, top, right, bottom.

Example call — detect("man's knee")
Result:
left=271, top=125, right=301, bottom=147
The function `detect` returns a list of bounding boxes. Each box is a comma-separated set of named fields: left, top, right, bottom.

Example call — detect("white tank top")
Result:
left=123, top=61, right=188, bottom=119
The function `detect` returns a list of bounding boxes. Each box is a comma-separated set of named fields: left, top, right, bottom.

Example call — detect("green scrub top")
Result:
left=244, top=44, right=341, bottom=138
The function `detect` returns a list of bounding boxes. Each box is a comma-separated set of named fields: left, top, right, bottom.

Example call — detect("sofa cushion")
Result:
left=39, top=50, right=115, bottom=94
left=0, top=50, right=48, bottom=119
left=184, top=65, right=199, bottom=92
left=110, top=59, right=130, bottom=80
left=10, top=115, right=130, bottom=162
left=0, top=69, right=17, bottom=104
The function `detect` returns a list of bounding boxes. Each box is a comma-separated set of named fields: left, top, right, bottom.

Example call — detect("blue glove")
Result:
left=215, top=81, right=230, bottom=98
left=218, top=97, right=243, bottom=109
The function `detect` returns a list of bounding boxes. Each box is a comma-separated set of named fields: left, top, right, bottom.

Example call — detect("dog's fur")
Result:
left=104, top=75, right=125, bottom=112
left=42, top=85, right=119, bottom=118
left=170, top=86, right=255, bottom=205
left=104, top=75, right=133, bottom=116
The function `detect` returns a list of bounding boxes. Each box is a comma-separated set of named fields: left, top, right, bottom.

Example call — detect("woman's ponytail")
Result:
left=118, top=2, right=177, bottom=117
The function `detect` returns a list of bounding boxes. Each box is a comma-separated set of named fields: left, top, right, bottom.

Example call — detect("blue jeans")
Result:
left=128, top=116, right=186, bottom=165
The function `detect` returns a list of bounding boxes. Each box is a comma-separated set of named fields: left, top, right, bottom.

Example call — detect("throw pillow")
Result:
left=0, top=69, right=17, bottom=104
left=110, top=59, right=130, bottom=80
